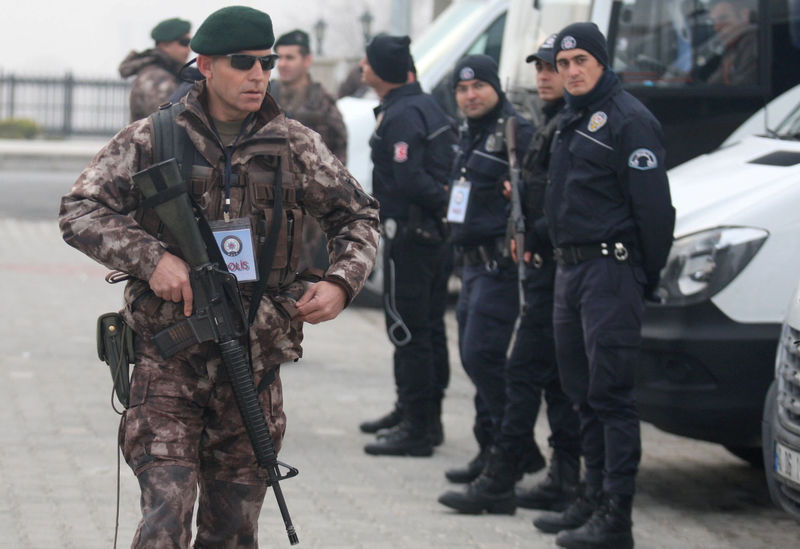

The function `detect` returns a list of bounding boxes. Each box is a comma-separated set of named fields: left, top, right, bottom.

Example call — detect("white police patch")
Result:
left=628, top=148, right=658, bottom=171
left=459, top=67, right=475, bottom=81
left=561, top=35, right=577, bottom=50
left=542, top=34, right=556, bottom=49
left=588, top=111, right=607, bottom=132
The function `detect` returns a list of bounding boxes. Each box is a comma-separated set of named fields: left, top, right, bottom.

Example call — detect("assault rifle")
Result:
left=133, top=159, right=300, bottom=545
left=505, top=117, right=527, bottom=315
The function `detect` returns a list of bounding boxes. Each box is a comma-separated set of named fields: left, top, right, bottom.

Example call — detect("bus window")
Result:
left=613, top=0, right=760, bottom=87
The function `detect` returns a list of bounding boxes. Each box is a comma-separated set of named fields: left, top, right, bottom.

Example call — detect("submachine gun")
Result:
left=133, top=158, right=300, bottom=545
left=505, top=117, right=526, bottom=315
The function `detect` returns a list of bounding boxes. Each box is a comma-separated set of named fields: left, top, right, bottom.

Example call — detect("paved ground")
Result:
left=2, top=217, right=800, bottom=548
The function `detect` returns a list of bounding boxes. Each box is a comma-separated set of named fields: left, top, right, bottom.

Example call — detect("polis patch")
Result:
left=393, top=141, right=409, bottom=163
left=588, top=111, right=607, bottom=132
left=628, top=148, right=658, bottom=171
left=561, top=35, right=577, bottom=50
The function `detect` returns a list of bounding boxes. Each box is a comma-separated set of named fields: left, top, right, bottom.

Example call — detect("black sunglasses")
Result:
left=225, top=53, right=279, bottom=71
left=177, top=37, right=191, bottom=47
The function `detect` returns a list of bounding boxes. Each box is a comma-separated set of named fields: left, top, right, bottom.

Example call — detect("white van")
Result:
left=639, top=83, right=800, bottom=464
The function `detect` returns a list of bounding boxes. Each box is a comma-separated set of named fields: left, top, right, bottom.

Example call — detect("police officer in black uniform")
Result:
left=359, top=35, right=456, bottom=457
left=437, top=55, right=538, bottom=491
left=532, top=23, right=675, bottom=549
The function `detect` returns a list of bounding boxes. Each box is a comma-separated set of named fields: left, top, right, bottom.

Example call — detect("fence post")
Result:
left=63, top=72, right=74, bottom=135
left=8, top=73, right=16, bottom=119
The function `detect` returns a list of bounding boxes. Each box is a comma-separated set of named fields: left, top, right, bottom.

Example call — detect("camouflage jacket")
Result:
left=59, top=82, right=380, bottom=368
left=270, top=78, right=348, bottom=164
left=119, top=48, right=184, bottom=122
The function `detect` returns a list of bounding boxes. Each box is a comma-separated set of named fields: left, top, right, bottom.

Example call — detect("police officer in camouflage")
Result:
left=437, top=55, right=539, bottom=496
left=359, top=35, right=456, bottom=457
left=272, top=29, right=347, bottom=163
left=271, top=29, right=349, bottom=274
left=119, top=17, right=193, bottom=122
left=532, top=23, right=675, bottom=549
left=60, top=7, right=379, bottom=547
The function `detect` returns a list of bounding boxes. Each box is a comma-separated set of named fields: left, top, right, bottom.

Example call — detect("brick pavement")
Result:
left=2, top=219, right=799, bottom=549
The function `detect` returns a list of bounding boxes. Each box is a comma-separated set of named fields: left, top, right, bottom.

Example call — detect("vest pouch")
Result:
left=96, top=312, right=135, bottom=408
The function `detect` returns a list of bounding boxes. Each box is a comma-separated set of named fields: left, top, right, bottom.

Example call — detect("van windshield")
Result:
left=612, top=0, right=760, bottom=87
left=411, top=0, right=490, bottom=74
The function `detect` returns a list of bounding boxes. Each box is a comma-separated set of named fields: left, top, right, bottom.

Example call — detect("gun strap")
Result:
left=248, top=156, right=283, bottom=326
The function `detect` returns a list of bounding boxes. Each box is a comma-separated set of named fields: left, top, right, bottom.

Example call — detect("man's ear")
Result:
left=197, top=55, right=213, bottom=78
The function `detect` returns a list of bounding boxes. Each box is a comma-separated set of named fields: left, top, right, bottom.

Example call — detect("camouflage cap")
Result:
left=190, top=6, right=274, bottom=55
left=150, top=18, right=191, bottom=44
left=275, top=29, right=310, bottom=50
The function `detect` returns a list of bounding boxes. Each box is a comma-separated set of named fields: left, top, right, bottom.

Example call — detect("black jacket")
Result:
left=545, top=71, right=675, bottom=289
left=369, top=82, right=456, bottom=221
left=449, top=100, right=534, bottom=248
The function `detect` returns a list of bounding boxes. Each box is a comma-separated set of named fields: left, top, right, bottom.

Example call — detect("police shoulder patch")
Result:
left=393, top=141, right=409, bottom=163
left=588, top=111, right=607, bottom=132
left=628, top=148, right=658, bottom=171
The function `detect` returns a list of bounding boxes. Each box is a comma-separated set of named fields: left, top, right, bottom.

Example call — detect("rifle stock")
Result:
left=132, top=159, right=300, bottom=545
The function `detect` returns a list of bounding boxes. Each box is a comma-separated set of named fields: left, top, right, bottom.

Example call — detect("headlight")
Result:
left=655, top=226, right=768, bottom=306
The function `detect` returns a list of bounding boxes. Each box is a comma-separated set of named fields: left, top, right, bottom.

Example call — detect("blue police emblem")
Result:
left=628, top=148, right=658, bottom=171
left=221, top=235, right=243, bottom=256
left=561, top=35, right=577, bottom=50
left=459, top=67, right=475, bottom=80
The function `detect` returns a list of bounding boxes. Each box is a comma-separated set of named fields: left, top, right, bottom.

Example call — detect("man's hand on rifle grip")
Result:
left=149, top=251, right=194, bottom=316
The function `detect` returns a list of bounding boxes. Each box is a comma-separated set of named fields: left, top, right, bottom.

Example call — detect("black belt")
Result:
left=553, top=242, right=631, bottom=266
left=458, top=237, right=508, bottom=267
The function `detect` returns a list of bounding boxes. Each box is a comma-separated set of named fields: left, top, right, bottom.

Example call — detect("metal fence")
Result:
left=0, top=72, right=130, bottom=137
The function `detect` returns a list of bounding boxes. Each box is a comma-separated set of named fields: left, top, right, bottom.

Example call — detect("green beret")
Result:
left=151, top=18, right=191, bottom=43
left=191, top=6, right=275, bottom=55
left=275, top=29, right=310, bottom=50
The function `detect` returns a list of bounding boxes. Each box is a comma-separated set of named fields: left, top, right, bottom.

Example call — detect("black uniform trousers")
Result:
left=456, top=261, right=518, bottom=446
left=499, top=261, right=580, bottom=461
left=383, top=225, right=450, bottom=422
left=553, top=257, right=645, bottom=496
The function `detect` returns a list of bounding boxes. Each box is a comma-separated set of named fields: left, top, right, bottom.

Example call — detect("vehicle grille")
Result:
left=777, top=323, right=800, bottom=436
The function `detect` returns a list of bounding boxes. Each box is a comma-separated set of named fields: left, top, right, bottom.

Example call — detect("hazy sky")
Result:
left=0, top=0, right=429, bottom=78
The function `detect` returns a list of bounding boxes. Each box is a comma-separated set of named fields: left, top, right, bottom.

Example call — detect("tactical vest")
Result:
left=135, top=102, right=306, bottom=293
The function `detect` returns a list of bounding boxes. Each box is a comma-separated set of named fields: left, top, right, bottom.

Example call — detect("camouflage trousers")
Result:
left=119, top=336, right=287, bottom=548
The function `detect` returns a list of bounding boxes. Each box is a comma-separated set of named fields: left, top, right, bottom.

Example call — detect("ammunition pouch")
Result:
left=96, top=312, right=135, bottom=408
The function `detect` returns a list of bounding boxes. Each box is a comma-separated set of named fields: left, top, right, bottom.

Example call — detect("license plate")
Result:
left=775, top=441, right=800, bottom=485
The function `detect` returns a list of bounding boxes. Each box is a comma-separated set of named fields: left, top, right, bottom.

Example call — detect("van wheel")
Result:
left=724, top=444, right=764, bottom=469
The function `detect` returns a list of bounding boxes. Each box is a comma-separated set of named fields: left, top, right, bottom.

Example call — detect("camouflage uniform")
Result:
left=119, top=48, right=185, bottom=122
left=59, top=81, right=379, bottom=548
left=270, top=78, right=349, bottom=272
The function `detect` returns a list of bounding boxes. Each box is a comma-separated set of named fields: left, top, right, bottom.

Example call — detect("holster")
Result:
left=96, top=312, right=135, bottom=408
left=407, top=203, right=446, bottom=246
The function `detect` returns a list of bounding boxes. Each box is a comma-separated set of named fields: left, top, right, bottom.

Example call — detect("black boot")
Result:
left=532, top=483, right=601, bottom=534
left=363, top=419, right=433, bottom=457
left=555, top=493, right=634, bottom=549
left=444, top=446, right=489, bottom=483
left=516, top=452, right=580, bottom=511
left=359, top=403, right=402, bottom=434
left=437, top=446, right=518, bottom=514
